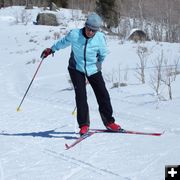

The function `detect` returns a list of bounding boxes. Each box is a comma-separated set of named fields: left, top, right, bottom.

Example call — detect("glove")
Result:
left=40, top=48, right=54, bottom=59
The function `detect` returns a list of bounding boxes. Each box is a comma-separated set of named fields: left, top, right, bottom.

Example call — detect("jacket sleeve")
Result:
left=98, top=34, right=108, bottom=62
left=51, top=30, right=72, bottom=52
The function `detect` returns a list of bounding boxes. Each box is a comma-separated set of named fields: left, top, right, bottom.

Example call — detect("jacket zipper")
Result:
left=84, top=39, right=88, bottom=76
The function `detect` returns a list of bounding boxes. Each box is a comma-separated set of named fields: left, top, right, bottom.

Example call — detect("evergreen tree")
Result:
left=51, top=0, right=68, bottom=8
left=96, top=0, right=119, bottom=29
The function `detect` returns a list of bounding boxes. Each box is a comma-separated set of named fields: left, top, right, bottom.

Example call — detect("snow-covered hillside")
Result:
left=0, top=6, right=180, bottom=180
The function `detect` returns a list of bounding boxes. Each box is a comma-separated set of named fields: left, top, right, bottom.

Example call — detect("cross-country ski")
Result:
left=91, top=129, right=164, bottom=136
left=65, top=128, right=164, bottom=150
left=65, top=131, right=96, bottom=150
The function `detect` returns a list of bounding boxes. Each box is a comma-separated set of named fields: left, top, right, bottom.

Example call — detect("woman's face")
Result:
left=85, top=27, right=97, bottom=38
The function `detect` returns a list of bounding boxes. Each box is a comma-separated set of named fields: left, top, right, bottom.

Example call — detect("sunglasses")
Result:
left=85, top=26, right=97, bottom=33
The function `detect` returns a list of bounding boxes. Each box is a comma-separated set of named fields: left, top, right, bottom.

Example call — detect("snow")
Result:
left=0, top=6, right=180, bottom=180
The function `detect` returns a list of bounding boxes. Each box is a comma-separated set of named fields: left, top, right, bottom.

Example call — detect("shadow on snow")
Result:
left=0, top=129, right=78, bottom=140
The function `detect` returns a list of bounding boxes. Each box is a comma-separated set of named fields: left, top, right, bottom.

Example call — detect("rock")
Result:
left=128, top=29, right=148, bottom=42
left=36, top=12, right=59, bottom=26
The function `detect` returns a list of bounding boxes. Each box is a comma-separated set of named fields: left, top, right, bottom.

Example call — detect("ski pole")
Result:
left=72, top=106, right=77, bottom=116
left=16, top=57, right=45, bottom=112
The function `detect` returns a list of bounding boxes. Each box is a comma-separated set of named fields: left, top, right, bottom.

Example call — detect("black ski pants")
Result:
left=68, top=68, right=115, bottom=128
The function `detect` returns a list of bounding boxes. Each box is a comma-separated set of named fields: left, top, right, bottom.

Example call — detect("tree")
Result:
left=96, top=0, right=119, bottom=29
left=51, top=0, right=68, bottom=8
left=149, top=51, right=164, bottom=100
left=135, top=46, right=149, bottom=84
left=160, top=58, right=179, bottom=100
left=25, top=0, right=33, bottom=9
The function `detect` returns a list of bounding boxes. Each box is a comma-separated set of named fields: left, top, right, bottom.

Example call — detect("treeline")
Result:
left=1, top=0, right=179, bottom=26
left=70, top=0, right=180, bottom=43
left=1, top=0, right=180, bottom=42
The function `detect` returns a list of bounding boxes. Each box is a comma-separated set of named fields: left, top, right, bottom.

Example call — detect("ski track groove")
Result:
left=44, top=149, right=131, bottom=180
left=131, top=145, right=180, bottom=180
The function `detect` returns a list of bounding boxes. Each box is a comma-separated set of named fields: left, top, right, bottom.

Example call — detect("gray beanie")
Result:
left=85, top=13, right=102, bottom=31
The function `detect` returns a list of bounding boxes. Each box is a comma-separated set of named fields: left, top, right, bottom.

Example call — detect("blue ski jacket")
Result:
left=51, top=28, right=108, bottom=76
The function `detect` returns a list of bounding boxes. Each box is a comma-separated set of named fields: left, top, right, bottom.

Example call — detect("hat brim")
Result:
left=85, top=23, right=99, bottom=31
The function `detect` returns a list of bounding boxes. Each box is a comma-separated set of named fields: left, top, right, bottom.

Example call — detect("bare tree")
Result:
left=138, top=0, right=144, bottom=29
left=88, top=0, right=96, bottom=12
left=150, top=51, right=179, bottom=101
left=149, top=51, right=164, bottom=99
left=135, top=46, right=148, bottom=84
left=160, top=58, right=179, bottom=100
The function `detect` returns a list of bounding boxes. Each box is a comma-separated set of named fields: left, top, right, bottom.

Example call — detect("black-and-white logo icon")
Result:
left=165, top=165, right=180, bottom=180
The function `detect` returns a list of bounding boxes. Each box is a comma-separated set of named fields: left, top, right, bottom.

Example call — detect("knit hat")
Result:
left=85, top=13, right=102, bottom=31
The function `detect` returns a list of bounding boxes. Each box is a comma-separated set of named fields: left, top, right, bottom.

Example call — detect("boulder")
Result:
left=128, top=29, right=148, bottom=42
left=36, top=12, right=59, bottom=26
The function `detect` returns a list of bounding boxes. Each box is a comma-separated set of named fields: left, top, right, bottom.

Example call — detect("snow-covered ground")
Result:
left=0, top=6, right=180, bottom=180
